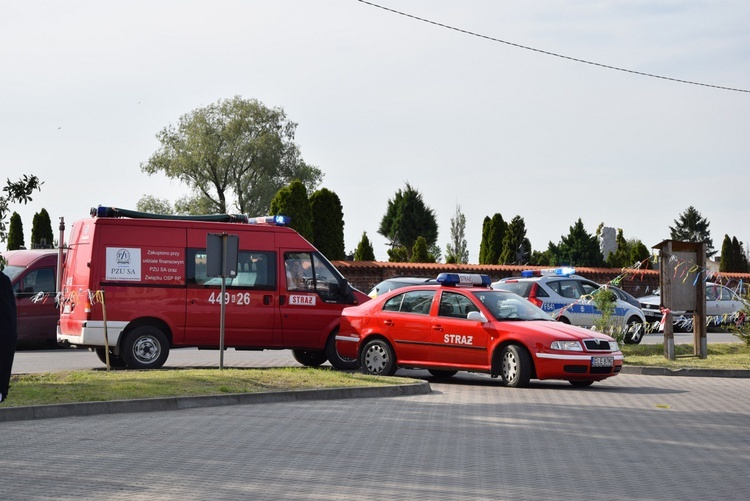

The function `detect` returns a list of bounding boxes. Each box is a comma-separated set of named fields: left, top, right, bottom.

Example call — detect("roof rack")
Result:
left=90, top=206, right=290, bottom=226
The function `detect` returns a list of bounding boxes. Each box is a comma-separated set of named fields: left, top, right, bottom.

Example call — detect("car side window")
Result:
left=439, top=291, right=478, bottom=319
left=580, top=281, right=599, bottom=296
left=382, top=290, right=435, bottom=314
left=20, top=268, right=56, bottom=294
left=706, top=286, right=718, bottom=301
left=558, top=280, right=582, bottom=299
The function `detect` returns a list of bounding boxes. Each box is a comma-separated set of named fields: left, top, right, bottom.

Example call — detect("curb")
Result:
left=621, top=366, right=750, bottom=378
left=0, top=380, right=432, bottom=423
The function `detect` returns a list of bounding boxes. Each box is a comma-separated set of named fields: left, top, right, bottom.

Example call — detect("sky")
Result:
left=2, top=0, right=749, bottom=263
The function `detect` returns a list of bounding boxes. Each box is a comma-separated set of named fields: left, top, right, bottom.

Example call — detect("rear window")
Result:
left=494, top=281, right=533, bottom=297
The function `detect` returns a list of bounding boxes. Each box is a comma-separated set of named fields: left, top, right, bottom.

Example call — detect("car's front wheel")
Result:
left=500, top=344, right=531, bottom=388
left=569, top=380, right=594, bottom=388
left=623, top=316, right=644, bottom=344
left=361, top=338, right=396, bottom=376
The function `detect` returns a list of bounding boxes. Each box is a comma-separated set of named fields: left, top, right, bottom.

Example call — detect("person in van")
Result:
left=286, top=259, right=305, bottom=290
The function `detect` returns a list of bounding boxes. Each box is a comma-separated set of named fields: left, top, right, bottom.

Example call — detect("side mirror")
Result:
left=467, top=311, right=487, bottom=322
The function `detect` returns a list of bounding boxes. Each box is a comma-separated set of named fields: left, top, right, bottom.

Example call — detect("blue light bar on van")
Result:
left=521, top=267, right=575, bottom=278
left=436, top=273, right=491, bottom=287
left=247, top=215, right=291, bottom=226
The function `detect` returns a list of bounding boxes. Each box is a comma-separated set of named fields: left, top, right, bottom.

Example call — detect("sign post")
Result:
left=206, top=233, right=239, bottom=369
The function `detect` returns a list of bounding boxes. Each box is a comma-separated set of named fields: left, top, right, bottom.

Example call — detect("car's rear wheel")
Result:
left=325, top=330, right=359, bottom=370
left=569, top=380, right=594, bottom=387
left=428, top=369, right=458, bottom=378
left=623, top=316, right=644, bottom=344
left=500, top=344, right=531, bottom=388
left=121, top=326, right=169, bottom=369
left=558, top=316, right=571, bottom=324
left=292, top=349, right=327, bottom=367
left=361, top=338, right=396, bottom=376
left=94, top=347, right=127, bottom=368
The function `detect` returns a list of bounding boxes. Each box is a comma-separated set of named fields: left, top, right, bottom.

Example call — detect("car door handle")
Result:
left=383, top=320, right=394, bottom=326
left=264, top=295, right=272, bottom=305
left=433, top=325, right=443, bottom=331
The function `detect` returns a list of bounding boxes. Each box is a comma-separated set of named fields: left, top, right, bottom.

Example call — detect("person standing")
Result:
left=0, top=270, right=17, bottom=403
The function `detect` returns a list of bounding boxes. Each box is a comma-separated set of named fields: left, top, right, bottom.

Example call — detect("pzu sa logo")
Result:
left=116, top=249, right=131, bottom=265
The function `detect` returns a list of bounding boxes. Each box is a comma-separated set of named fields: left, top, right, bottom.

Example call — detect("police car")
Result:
left=336, top=273, right=623, bottom=388
left=492, top=268, right=646, bottom=343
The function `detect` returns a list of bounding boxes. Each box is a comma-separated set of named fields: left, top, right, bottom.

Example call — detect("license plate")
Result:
left=591, top=357, right=613, bottom=367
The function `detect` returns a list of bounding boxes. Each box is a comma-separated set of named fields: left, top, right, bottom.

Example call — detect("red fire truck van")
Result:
left=57, top=206, right=369, bottom=369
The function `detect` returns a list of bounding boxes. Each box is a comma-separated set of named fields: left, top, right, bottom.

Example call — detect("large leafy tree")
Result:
left=499, top=215, right=531, bottom=265
left=141, top=96, right=322, bottom=216
left=445, top=204, right=468, bottom=264
left=669, top=206, right=716, bottom=258
left=378, top=183, right=438, bottom=261
left=548, top=218, right=604, bottom=267
left=269, top=180, right=313, bottom=241
left=309, top=188, right=345, bottom=260
left=353, top=232, right=375, bottom=261
left=31, top=208, right=54, bottom=249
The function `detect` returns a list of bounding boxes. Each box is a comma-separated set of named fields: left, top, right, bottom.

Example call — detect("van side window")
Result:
left=284, top=252, right=349, bottom=302
left=188, top=249, right=276, bottom=290
left=20, top=268, right=56, bottom=294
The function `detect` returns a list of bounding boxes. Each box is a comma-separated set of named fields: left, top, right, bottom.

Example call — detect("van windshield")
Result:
left=1, top=265, right=25, bottom=282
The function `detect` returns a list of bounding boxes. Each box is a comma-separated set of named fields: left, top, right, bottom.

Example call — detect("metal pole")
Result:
left=219, top=234, right=227, bottom=370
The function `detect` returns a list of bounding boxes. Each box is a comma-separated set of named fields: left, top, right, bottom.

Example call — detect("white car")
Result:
left=638, top=283, right=747, bottom=331
left=493, top=268, right=646, bottom=344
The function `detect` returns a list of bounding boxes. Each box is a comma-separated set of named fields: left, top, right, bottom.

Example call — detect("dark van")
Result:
left=1, top=249, right=62, bottom=346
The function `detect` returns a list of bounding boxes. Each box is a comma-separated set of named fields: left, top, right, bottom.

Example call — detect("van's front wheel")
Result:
left=292, top=349, right=327, bottom=367
left=121, top=326, right=169, bottom=369
left=325, top=331, right=359, bottom=370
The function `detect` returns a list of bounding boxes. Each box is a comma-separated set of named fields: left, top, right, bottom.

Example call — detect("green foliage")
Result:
left=669, top=205, right=716, bottom=257
left=479, top=216, right=490, bottom=264
left=499, top=215, right=530, bottom=264
left=410, top=236, right=436, bottom=263
left=445, top=204, right=468, bottom=264
left=309, top=188, right=345, bottom=260
left=479, top=213, right=506, bottom=264
left=31, top=208, right=54, bottom=249
left=592, top=287, right=618, bottom=336
left=606, top=229, right=650, bottom=269
left=378, top=183, right=438, bottom=260
left=141, top=96, right=322, bottom=216
left=7, top=212, right=24, bottom=250
left=0, top=174, right=42, bottom=246
left=270, top=180, right=313, bottom=241
left=387, top=245, right=409, bottom=262
left=136, top=195, right=176, bottom=215
left=720, top=235, right=749, bottom=273
left=353, top=232, right=375, bottom=261
left=530, top=249, right=552, bottom=266
left=548, top=218, right=603, bottom=267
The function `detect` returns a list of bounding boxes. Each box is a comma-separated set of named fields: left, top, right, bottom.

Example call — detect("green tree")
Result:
left=353, top=232, right=375, bottom=261
left=605, top=230, right=648, bottom=269
left=411, top=236, right=435, bottom=263
left=309, top=188, right=345, bottom=260
left=378, top=183, right=438, bottom=261
left=499, top=215, right=530, bottom=264
left=445, top=204, right=468, bottom=264
left=269, top=180, right=313, bottom=241
left=136, top=195, right=176, bottom=215
left=141, top=96, right=322, bottom=216
left=720, top=235, right=734, bottom=272
left=548, top=219, right=604, bottom=267
left=481, top=214, right=506, bottom=265
left=0, top=174, right=42, bottom=250
left=733, top=238, right=749, bottom=273
left=7, top=212, right=24, bottom=250
left=669, top=206, right=716, bottom=258
left=31, top=208, right=54, bottom=249
left=478, top=216, right=490, bottom=264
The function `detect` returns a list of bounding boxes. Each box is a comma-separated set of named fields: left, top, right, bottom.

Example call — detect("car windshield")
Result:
left=471, top=290, right=553, bottom=321
left=492, top=281, right=532, bottom=297
left=1, top=265, right=25, bottom=282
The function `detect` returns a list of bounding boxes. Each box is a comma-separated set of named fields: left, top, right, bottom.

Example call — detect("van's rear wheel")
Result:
left=95, top=347, right=127, bottom=369
left=325, top=331, right=359, bottom=370
left=292, top=349, right=327, bottom=367
left=121, top=326, right=169, bottom=369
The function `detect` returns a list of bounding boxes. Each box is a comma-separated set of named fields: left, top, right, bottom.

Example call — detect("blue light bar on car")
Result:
left=521, top=267, right=576, bottom=278
left=437, top=273, right=491, bottom=287
left=247, top=215, right=291, bottom=226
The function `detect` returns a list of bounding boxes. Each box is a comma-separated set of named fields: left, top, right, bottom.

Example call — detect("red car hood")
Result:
left=503, top=320, right=615, bottom=342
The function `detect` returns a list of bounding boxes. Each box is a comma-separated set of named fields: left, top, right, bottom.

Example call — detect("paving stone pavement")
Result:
left=2, top=371, right=749, bottom=501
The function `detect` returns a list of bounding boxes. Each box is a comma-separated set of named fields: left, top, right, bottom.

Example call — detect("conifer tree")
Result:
left=353, top=232, right=375, bottom=261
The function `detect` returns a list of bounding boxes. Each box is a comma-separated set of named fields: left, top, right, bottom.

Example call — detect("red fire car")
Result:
left=336, top=273, right=623, bottom=387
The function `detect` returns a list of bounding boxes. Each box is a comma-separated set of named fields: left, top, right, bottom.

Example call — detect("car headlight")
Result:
left=550, top=340, right=583, bottom=351
left=609, top=341, right=619, bottom=351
